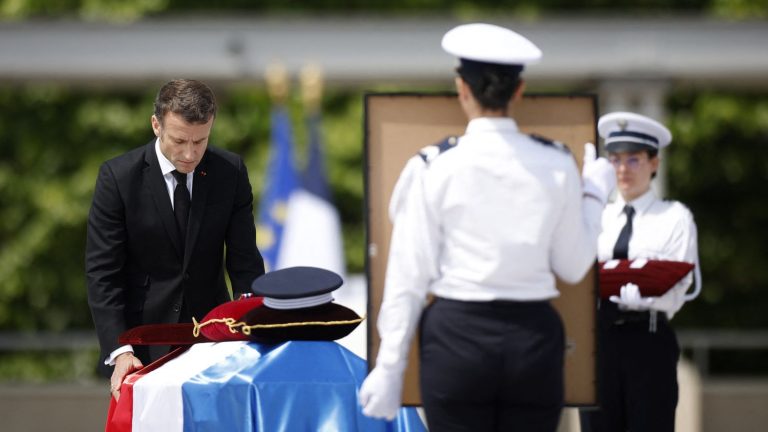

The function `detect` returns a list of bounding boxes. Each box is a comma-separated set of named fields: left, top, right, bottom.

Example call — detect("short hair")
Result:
left=456, top=59, right=524, bottom=110
left=153, top=79, right=217, bottom=125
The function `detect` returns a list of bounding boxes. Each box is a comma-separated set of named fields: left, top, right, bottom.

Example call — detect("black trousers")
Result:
left=419, top=297, right=565, bottom=432
left=580, top=302, right=680, bottom=432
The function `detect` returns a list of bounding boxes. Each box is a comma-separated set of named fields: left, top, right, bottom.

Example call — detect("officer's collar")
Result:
left=615, top=188, right=657, bottom=217
left=465, top=117, right=519, bottom=135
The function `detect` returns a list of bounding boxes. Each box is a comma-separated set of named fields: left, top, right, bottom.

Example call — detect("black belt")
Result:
left=599, top=300, right=667, bottom=331
left=432, top=296, right=552, bottom=313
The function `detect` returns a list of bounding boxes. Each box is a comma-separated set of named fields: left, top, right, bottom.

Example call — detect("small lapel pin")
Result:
left=199, top=171, right=207, bottom=177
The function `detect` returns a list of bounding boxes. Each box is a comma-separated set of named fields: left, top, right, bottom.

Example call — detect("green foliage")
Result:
left=1, top=0, right=167, bottom=21
left=0, top=85, right=148, bottom=333
left=710, top=0, right=768, bottom=19
left=4, top=0, right=768, bottom=21
left=666, top=91, right=768, bottom=328
left=0, top=349, right=100, bottom=381
left=318, top=93, right=366, bottom=271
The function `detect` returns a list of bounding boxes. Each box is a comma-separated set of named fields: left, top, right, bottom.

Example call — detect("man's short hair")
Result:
left=153, top=79, right=217, bottom=125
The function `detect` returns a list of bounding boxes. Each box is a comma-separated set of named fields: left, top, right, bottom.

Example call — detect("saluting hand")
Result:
left=581, top=142, right=616, bottom=205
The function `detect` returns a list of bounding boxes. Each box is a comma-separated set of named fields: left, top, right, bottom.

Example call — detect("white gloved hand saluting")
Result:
left=581, top=142, right=616, bottom=205
left=359, top=365, right=404, bottom=421
left=609, top=283, right=654, bottom=311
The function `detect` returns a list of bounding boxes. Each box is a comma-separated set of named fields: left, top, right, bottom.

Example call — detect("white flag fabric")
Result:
left=277, top=188, right=345, bottom=276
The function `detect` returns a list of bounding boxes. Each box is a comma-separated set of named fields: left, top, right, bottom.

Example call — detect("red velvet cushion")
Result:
left=195, top=296, right=264, bottom=341
left=241, top=302, right=363, bottom=344
left=599, top=259, right=695, bottom=299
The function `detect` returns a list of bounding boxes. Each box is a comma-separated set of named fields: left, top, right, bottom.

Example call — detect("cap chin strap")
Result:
left=264, top=292, right=334, bottom=310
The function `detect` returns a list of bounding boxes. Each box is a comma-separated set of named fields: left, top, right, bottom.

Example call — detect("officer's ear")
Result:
left=650, top=153, right=661, bottom=178
left=455, top=76, right=471, bottom=102
left=512, top=79, right=526, bottom=103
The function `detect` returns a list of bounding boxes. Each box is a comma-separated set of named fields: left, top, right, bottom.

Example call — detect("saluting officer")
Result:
left=580, top=112, right=700, bottom=432
left=359, top=23, right=616, bottom=431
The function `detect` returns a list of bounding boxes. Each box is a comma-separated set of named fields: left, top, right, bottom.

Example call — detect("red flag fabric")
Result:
left=105, top=347, right=189, bottom=432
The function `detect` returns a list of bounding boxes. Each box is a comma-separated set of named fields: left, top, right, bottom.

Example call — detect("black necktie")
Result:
left=172, top=170, right=191, bottom=249
left=612, top=205, right=635, bottom=259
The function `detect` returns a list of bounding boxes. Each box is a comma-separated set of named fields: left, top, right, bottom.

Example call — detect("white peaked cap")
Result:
left=598, top=111, right=672, bottom=152
left=441, top=23, right=542, bottom=65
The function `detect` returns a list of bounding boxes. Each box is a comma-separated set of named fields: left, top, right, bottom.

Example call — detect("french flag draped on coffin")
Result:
left=106, top=341, right=426, bottom=432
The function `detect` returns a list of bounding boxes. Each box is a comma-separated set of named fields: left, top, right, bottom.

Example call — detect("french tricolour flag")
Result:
left=106, top=341, right=425, bottom=431
left=276, top=113, right=345, bottom=277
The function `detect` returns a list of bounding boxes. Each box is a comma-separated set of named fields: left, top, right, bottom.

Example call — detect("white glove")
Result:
left=609, top=283, right=654, bottom=311
left=581, top=142, right=616, bottom=205
left=359, top=365, right=404, bottom=421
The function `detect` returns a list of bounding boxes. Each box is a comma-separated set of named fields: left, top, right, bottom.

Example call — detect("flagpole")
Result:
left=301, top=62, right=324, bottom=116
left=266, top=62, right=290, bottom=106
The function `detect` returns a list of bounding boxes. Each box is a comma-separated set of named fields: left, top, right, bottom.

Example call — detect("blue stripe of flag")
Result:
left=256, top=107, right=299, bottom=271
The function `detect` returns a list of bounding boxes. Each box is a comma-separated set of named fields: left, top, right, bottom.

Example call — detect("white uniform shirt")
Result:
left=598, top=189, right=698, bottom=319
left=375, top=117, right=600, bottom=371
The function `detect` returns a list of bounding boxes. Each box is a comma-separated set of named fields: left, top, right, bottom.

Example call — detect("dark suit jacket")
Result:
left=86, top=140, right=265, bottom=377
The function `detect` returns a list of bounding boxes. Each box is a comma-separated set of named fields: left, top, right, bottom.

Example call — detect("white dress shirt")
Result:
left=374, top=117, right=601, bottom=372
left=156, top=138, right=193, bottom=204
left=104, top=139, right=193, bottom=366
left=598, top=188, right=698, bottom=319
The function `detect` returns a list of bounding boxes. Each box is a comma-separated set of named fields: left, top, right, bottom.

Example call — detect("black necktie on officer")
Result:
left=172, top=170, right=191, bottom=250
left=613, top=205, right=635, bottom=259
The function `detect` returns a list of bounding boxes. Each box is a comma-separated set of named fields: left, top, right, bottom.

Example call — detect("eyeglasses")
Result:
left=608, top=155, right=644, bottom=170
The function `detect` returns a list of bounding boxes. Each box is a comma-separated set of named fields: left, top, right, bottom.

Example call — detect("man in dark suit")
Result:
left=86, top=79, right=265, bottom=400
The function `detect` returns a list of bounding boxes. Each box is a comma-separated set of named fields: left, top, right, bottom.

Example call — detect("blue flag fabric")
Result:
left=181, top=342, right=424, bottom=431
left=301, top=113, right=332, bottom=199
left=256, top=107, right=299, bottom=272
